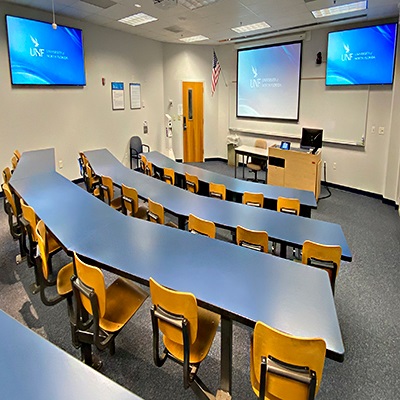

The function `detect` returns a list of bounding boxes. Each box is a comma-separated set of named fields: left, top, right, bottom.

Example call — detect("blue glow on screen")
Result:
left=6, top=15, right=86, bottom=86
left=237, top=42, right=302, bottom=120
left=326, top=23, right=397, bottom=86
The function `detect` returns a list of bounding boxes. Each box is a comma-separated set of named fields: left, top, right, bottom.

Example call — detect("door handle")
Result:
left=183, top=116, right=187, bottom=130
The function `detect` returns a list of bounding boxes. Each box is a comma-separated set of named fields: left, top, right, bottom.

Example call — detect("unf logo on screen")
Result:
left=341, top=44, right=353, bottom=61
left=29, top=35, right=44, bottom=57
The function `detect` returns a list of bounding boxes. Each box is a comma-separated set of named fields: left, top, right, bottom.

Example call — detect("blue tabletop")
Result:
left=85, top=149, right=352, bottom=261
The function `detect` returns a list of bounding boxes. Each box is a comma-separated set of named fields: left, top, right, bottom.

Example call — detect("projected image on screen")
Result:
left=236, top=41, right=302, bottom=120
left=326, top=23, right=398, bottom=86
left=6, top=15, right=86, bottom=86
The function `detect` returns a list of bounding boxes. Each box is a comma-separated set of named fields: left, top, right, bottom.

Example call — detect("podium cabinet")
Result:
left=268, top=146, right=322, bottom=200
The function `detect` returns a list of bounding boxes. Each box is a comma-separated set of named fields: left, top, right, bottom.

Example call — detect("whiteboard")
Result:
left=229, top=78, right=369, bottom=146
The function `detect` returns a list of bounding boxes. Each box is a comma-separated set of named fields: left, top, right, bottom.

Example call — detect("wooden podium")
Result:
left=267, top=145, right=322, bottom=200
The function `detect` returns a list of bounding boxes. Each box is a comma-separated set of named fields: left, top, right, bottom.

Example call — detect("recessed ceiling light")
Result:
left=134, top=3, right=141, bottom=7
left=231, top=21, right=270, bottom=33
left=312, top=1, right=367, bottom=18
left=119, top=13, right=157, bottom=27
left=179, top=35, right=209, bottom=42
left=180, top=0, right=218, bottom=10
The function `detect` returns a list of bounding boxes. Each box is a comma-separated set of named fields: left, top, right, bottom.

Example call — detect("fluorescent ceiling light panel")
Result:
left=119, top=13, right=157, bottom=27
left=180, top=0, right=218, bottom=10
left=312, top=1, right=367, bottom=18
left=231, top=21, right=270, bottom=33
left=179, top=35, right=209, bottom=42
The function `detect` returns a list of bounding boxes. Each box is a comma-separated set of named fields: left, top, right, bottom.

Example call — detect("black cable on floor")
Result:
left=318, top=161, right=332, bottom=201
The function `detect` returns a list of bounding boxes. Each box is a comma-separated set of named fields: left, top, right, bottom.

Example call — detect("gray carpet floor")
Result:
left=1, top=161, right=399, bottom=399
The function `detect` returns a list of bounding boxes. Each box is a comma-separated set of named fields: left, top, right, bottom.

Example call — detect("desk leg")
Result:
left=234, top=153, right=237, bottom=178
left=279, top=243, right=287, bottom=258
left=216, top=316, right=232, bottom=400
left=178, top=216, right=186, bottom=230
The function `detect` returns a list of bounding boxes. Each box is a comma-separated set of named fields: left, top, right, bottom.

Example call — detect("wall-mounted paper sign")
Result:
left=112, top=82, right=124, bottom=110
left=130, top=83, right=141, bottom=110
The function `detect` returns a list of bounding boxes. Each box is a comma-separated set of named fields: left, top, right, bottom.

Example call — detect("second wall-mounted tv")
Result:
left=237, top=41, right=302, bottom=121
left=5, top=15, right=86, bottom=86
left=326, top=23, right=398, bottom=86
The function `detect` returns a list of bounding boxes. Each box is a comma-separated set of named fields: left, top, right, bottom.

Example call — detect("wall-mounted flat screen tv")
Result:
left=5, top=15, right=86, bottom=86
left=237, top=41, right=302, bottom=121
left=326, top=23, right=397, bottom=86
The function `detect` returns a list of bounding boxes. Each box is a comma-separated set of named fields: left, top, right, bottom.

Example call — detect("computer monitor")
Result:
left=300, top=128, right=323, bottom=151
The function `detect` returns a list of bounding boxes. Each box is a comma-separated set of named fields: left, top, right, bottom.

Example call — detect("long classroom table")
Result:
left=145, top=151, right=317, bottom=217
left=0, top=310, right=142, bottom=400
left=86, top=148, right=352, bottom=261
left=10, top=149, right=345, bottom=399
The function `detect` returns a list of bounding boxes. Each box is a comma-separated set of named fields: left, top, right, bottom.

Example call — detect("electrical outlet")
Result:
left=58, top=160, right=63, bottom=169
left=379, top=127, right=384, bottom=135
left=333, top=162, right=336, bottom=170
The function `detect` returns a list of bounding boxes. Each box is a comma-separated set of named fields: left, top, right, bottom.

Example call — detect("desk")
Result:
left=268, top=146, right=322, bottom=199
left=10, top=149, right=345, bottom=398
left=86, top=149, right=352, bottom=261
left=145, top=151, right=316, bottom=217
left=0, top=310, right=142, bottom=400
left=234, top=145, right=269, bottom=180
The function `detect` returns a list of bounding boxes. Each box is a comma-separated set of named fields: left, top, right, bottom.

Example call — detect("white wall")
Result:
left=1, top=3, right=399, bottom=203
left=0, top=3, right=165, bottom=180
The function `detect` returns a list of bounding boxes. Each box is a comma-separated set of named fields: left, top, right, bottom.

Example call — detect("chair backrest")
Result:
left=121, top=184, right=139, bottom=216
left=251, top=321, right=326, bottom=400
left=86, top=165, right=98, bottom=190
left=100, top=175, right=115, bottom=204
left=74, top=253, right=107, bottom=318
left=3, top=183, right=18, bottom=217
left=185, top=172, right=199, bottom=193
left=146, top=161, right=154, bottom=177
left=148, top=198, right=165, bottom=225
left=188, top=214, right=215, bottom=238
left=140, top=154, right=148, bottom=173
left=130, top=136, right=143, bottom=154
left=14, top=149, right=21, bottom=161
left=11, top=155, right=18, bottom=169
left=255, top=139, right=267, bottom=150
left=21, top=199, right=38, bottom=242
left=209, top=182, right=226, bottom=200
left=243, top=192, right=264, bottom=208
left=163, top=168, right=175, bottom=185
left=149, top=277, right=198, bottom=345
left=277, top=197, right=300, bottom=215
left=236, top=226, right=269, bottom=253
left=2, top=167, right=11, bottom=184
left=36, top=220, right=51, bottom=280
left=302, top=240, right=342, bottom=289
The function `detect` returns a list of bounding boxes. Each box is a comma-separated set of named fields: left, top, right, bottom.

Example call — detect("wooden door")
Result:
left=182, top=82, right=204, bottom=162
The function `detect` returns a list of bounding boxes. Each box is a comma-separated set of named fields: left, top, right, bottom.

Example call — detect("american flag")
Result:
left=211, top=50, right=221, bottom=96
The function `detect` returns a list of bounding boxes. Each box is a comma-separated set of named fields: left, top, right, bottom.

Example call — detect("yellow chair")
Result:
left=36, top=220, right=74, bottom=307
left=79, top=152, right=100, bottom=196
left=188, top=214, right=215, bottom=238
left=277, top=197, right=300, bottom=215
left=121, top=184, right=148, bottom=220
left=14, top=149, right=21, bottom=161
left=149, top=278, right=220, bottom=395
left=209, top=182, right=226, bottom=200
left=100, top=175, right=122, bottom=211
left=72, top=253, right=148, bottom=367
left=163, top=167, right=175, bottom=185
left=146, top=161, right=154, bottom=177
left=140, top=153, right=148, bottom=174
left=2, top=167, right=12, bottom=214
left=147, top=198, right=178, bottom=228
left=302, top=240, right=342, bottom=294
left=2, top=183, right=22, bottom=240
left=236, top=225, right=269, bottom=253
left=185, top=172, right=199, bottom=194
left=11, top=155, right=18, bottom=170
left=251, top=321, right=326, bottom=400
left=243, top=192, right=264, bottom=208
left=247, top=139, right=267, bottom=183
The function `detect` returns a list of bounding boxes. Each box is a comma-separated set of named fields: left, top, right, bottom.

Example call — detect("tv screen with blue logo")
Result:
left=326, top=23, right=397, bottom=86
left=6, top=15, right=86, bottom=86
left=236, top=41, right=302, bottom=121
